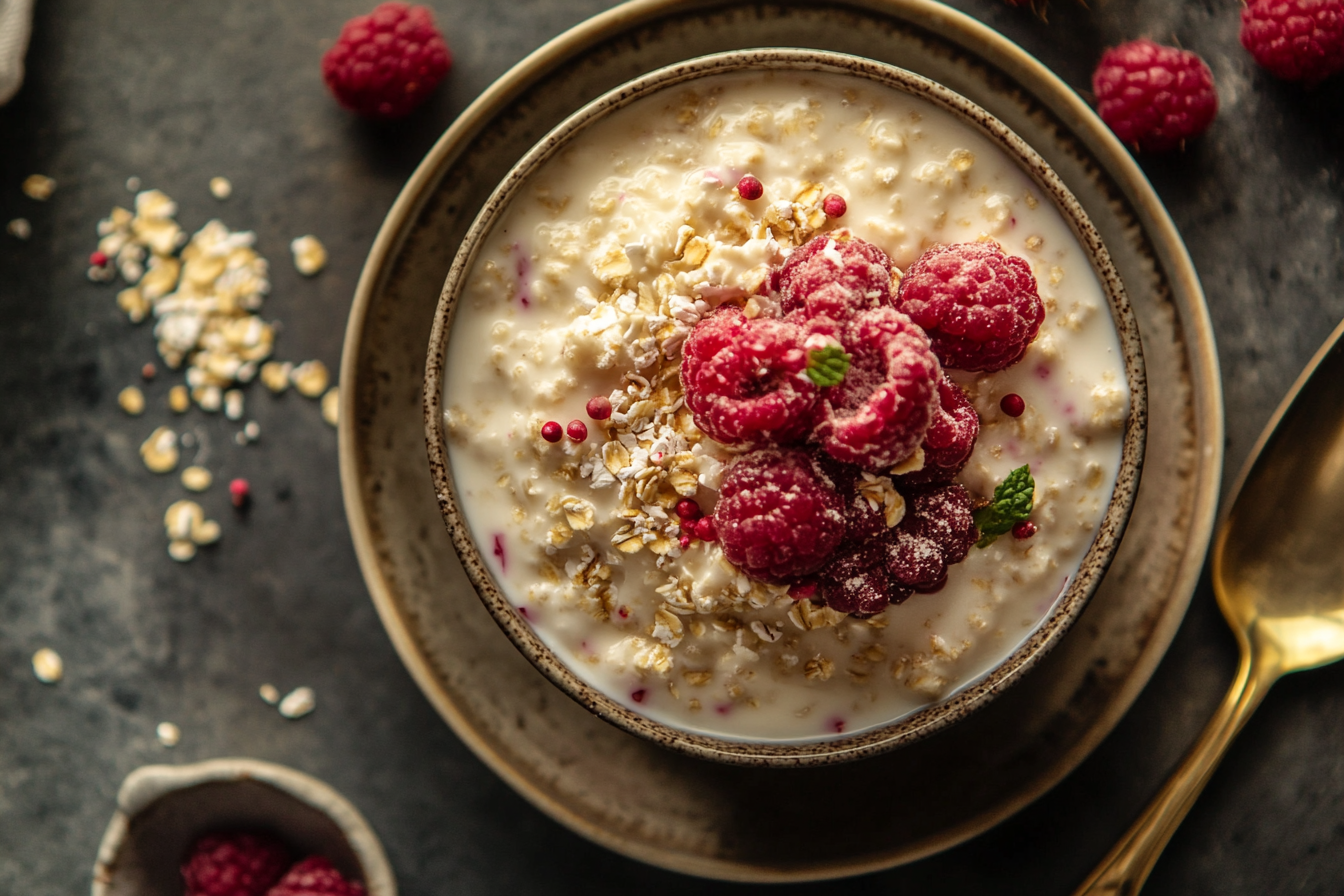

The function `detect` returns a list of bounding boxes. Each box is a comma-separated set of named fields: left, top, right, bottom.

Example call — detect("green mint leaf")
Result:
left=973, top=464, right=1035, bottom=548
left=806, top=345, right=851, bottom=387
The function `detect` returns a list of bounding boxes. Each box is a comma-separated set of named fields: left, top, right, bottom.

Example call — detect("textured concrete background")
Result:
left=1, top=1, right=1342, bottom=894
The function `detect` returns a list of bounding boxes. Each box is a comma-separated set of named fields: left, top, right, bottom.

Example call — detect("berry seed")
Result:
left=1000, top=393, right=1026, bottom=417
left=821, top=193, right=847, bottom=218
left=1012, top=520, right=1038, bottom=540
left=735, top=175, right=763, bottom=201
left=585, top=395, right=612, bottom=420
left=541, top=421, right=563, bottom=442
left=566, top=420, right=588, bottom=442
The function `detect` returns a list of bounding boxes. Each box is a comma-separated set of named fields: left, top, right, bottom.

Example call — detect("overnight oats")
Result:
left=438, top=64, right=1136, bottom=743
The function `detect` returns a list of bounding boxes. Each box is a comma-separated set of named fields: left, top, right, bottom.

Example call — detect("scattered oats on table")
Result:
left=258, top=683, right=281, bottom=705
left=21, top=174, right=56, bottom=200
left=31, top=648, right=63, bottom=684
left=181, top=465, right=212, bottom=492
left=290, top=235, right=327, bottom=276
left=7, top=218, right=31, bottom=239
left=118, top=385, right=146, bottom=416
left=278, top=686, right=316, bottom=719
left=140, top=426, right=179, bottom=472
left=209, top=176, right=232, bottom=199
left=155, top=721, right=181, bottom=747
left=321, top=386, right=339, bottom=426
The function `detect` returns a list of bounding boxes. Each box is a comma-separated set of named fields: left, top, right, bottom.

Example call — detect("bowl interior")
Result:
left=98, top=779, right=366, bottom=896
left=425, top=48, right=1146, bottom=766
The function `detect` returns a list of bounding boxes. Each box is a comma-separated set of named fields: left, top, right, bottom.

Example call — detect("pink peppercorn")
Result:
left=1012, top=520, right=1038, bottom=540
left=736, top=175, right=763, bottom=201
left=694, top=516, right=717, bottom=542
left=586, top=395, right=612, bottom=420
left=675, top=498, right=701, bottom=521
left=229, top=478, right=250, bottom=508
left=821, top=193, right=847, bottom=218
left=679, top=534, right=692, bottom=550
left=141, top=363, right=157, bottom=381
left=540, top=421, right=563, bottom=442
left=566, top=420, right=588, bottom=442
left=90, top=250, right=109, bottom=267
left=1000, top=393, right=1026, bottom=417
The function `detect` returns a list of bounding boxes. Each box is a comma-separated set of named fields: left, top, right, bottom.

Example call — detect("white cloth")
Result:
left=0, top=0, right=35, bottom=105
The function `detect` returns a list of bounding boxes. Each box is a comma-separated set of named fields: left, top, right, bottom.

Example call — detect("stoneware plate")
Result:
left=340, top=0, right=1221, bottom=880
left=422, top=48, right=1148, bottom=766
left=91, top=758, right=396, bottom=896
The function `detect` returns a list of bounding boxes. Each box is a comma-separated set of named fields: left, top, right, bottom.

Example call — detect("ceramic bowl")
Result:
left=424, top=48, right=1146, bottom=767
left=91, top=758, right=396, bottom=896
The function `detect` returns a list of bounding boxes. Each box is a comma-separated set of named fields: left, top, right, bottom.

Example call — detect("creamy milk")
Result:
left=442, top=71, right=1128, bottom=742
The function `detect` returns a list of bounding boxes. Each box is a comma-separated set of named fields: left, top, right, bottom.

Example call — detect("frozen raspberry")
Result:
left=882, top=484, right=977, bottom=591
left=713, top=448, right=846, bottom=583
left=898, top=376, right=979, bottom=487
left=811, top=307, right=941, bottom=471
left=812, top=452, right=887, bottom=543
left=820, top=542, right=911, bottom=616
left=894, top=242, right=1043, bottom=372
left=1091, top=39, right=1218, bottom=152
left=181, top=832, right=290, bottom=896
left=1241, top=0, right=1344, bottom=85
left=321, top=2, right=452, bottom=119
left=265, top=856, right=366, bottom=896
left=777, top=231, right=894, bottom=321
left=680, top=306, right=817, bottom=446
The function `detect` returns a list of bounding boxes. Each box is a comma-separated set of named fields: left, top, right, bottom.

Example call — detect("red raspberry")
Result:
left=181, top=832, right=290, bottom=896
left=1091, top=39, right=1218, bottom=152
left=321, top=2, right=452, bottom=119
left=811, top=451, right=887, bottom=543
left=1241, top=0, right=1344, bottom=85
left=777, top=231, right=894, bottom=321
left=898, top=376, right=979, bottom=487
left=265, top=857, right=366, bottom=896
left=882, top=484, right=976, bottom=591
left=894, top=242, right=1043, bottom=372
left=819, top=542, right=910, bottom=616
left=713, top=448, right=846, bottom=583
left=680, top=306, right=817, bottom=446
left=811, top=307, right=941, bottom=471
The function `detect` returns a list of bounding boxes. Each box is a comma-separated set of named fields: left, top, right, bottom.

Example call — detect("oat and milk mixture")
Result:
left=442, top=71, right=1129, bottom=741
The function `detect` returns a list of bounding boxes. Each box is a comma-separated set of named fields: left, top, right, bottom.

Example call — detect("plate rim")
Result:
left=339, top=0, right=1224, bottom=879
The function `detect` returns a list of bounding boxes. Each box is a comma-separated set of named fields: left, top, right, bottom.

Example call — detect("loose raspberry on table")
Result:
left=819, top=542, right=911, bottom=616
left=894, top=242, right=1043, bottom=372
left=265, top=856, right=366, bottom=896
left=811, top=307, right=941, bottom=471
left=680, top=306, right=817, bottom=446
left=713, top=448, right=846, bottom=583
left=882, top=484, right=977, bottom=592
left=181, top=831, right=290, bottom=896
left=321, top=2, right=453, bottom=119
left=898, top=376, right=979, bottom=486
left=777, top=231, right=895, bottom=321
left=1241, top=0, right=1344, bottom=85
left=1091, top=39, right=1218, bottom=152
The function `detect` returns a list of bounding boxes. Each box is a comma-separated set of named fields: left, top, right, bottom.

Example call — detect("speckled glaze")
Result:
left=341, top=0, right=1220, bottom=879
left=423, top=49, right=1147, bottom=765
left=90, top=758, right=396, bottom=896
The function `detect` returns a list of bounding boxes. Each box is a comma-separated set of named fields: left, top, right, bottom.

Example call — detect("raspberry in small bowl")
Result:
left=424, top=50, right=1145, bottom=766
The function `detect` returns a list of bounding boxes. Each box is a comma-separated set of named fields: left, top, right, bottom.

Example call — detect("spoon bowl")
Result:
left=1077, top=317, right=1344, bottom=895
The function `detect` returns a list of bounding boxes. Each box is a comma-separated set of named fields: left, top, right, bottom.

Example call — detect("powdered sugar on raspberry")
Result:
left=894, top=241, right=1043, bottom=372
left=713, top=448, right=846, bottom=582
left=811, top=307, right=941, bottom=470
left=777, top=230, right=894, bottom=321
left=1240, top=0, right=1344, bottom=85
left=899, top=375, right=979, bottom=486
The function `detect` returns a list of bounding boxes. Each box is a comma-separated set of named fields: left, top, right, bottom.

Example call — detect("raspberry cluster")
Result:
left=685, top=230, right=1043, bottom=613
left=182, top=832, right=365, bottom=896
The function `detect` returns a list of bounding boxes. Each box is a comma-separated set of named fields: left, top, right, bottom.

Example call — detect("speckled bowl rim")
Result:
left=422, top=48, right=1147, bottom=766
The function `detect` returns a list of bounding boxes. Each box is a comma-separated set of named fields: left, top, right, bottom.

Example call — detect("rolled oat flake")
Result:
left=278, top=686, right=316, bottom=719
left=32, top=648, right=63, bottom=683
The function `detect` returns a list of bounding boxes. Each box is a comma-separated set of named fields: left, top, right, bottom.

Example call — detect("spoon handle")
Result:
left=1072, top=644, right=1279, bottom=896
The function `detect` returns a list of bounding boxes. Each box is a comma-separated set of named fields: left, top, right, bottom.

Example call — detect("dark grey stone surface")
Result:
left=1, top=1, right=1341, bottom=894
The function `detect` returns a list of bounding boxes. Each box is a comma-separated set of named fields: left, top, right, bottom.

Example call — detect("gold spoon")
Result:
left=1076, top=317, right=1344, bottom=896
